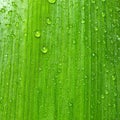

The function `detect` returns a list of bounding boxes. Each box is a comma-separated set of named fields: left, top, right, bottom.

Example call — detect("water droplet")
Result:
left=96, top=6, right=99, bottom=10
left=112, top=75, right=116, bottom=81
left=48, top=0, right=56, bottom=4
left=72, top=40, right=76, bottom=44
left=35, top=31, right=41, bottom=38
left=5, top=23, right=11, bottom=27
left=6, top=82, right=9, bottom=86
left=116, top=7, right=120, bottom=12
left=95, top=27, right=98, bottom=31
left=92, top=53, right=96, bottom=57
left=68, top=102, right=73, bottom=107
left=24, top=33, right=27, bottom=36
left=113, top=104, right=116, bottom=108
left=102, top=12, right=105, bottom=17
left=101, top=95, right=105, bottom=99
left=105, top=90, right=109, bottom=95
left=0, top=8, right=6, bottom=13
left=114, top=92, right=117, bottom=97
left=41, top=47, right=48, bottom=54
left=91, top=0, right=95, bottom=3
left=46, top=18, right=51, bottom=25
left=15, top=22, right=19, bottom=27
left=0, top=97, right=3, bottom=101
left=8, top=10, right=12, bottom=16
left=81, top=20, right=85, bottom=24
left=12, top=2, right=17, bottom=7
left=90, top=115, right=93, bottom=119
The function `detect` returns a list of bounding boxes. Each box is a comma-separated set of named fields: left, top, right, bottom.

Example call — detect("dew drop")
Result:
left=81, top=20, right=85, bottom=24
left=48, top=0, right=56, bottom=4
left=68, top=102, right=73, bottom=107
left=102, top=12, right=105, bottom=18
left=105, top=90, right=109, bottom=95
left=8, top=10, right=12, bottom=16
left=101, top=95, right=105, bottom=99
left=112, top=75, right=116, bottom=81
left=41, top=47, right=48, bottom=54
left=91, top=0, right=95, bottom=3
left=39, top=67, right=42, bottom=71
left=96, top=6, right=99, bottom=10
left=92, top=53, right=95, bottom=57
left=95, top=27, right=98, bottom=31
left=72, top=40, right=76, bottom=44
left=5, top=23, right=11, bottom=27
left=46, top=18, right=51, bottom=25
left=12, top=2, right=17, bottom=7
left=114, top=92, right=117, bottom=97
left=15, top=22, right=19, bottom=27
left=24, top=33, right=27, bottom=37
left=0, top=8, right=6, bottom=13
left=35, top=31, right=41, bottom=38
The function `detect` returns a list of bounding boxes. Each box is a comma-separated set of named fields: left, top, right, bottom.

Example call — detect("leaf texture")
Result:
left=0, top=0, right=120, bottom=120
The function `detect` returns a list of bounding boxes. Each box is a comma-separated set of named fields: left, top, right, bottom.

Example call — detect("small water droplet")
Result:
left=46, top=18, right=51, bottom=25
left=0, top=8, right=6, bottom=13
left=24, top=33, right=27, bottom=36
left=8, top=10, right=12, bottom=16
left=72, top=40, right=76, bottom=44
left=112, top=75, right=116, bottom=81
left=101, top=95, right=105, bottom=99
left=91, top=0, right=95, bottom=3
left=81, top=20, right=85, bottom=24
left=102, top=12, right=105, bottom=17
left=12, top=2, right=17, bottom=7
left=102, top=0, right=105, bottom=2
left=39, top=67, right=42, bottom=71
left=48, top=0, right=56, bottom=4
left=92, top=53, right=96, bottom=57
left=5, top=23, right=11, bottom=27
left=113, top=104, right=116, bottom=108
left=68, top=102, right=73, bottom=107
left=35, top=31, right=41, bottom=38
left=90, top=115, right=93, bottom=119
left=41, top=47, right=48, bottom=54
left=114, top=92, right=117, bottom=97
left=15, top=22, right=19, bottom=27
left=0, top=97, right=3, bottom=101
left=95, top=27, right=98, bottom=31
left=96, top=6, right=99, bottom=10
left=6, top=82, right=9, bottom=86
left=105, top=90, right=109, bottom=95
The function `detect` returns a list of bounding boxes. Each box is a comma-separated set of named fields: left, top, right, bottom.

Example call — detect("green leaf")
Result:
left=0, top=0, right=120, bottom=120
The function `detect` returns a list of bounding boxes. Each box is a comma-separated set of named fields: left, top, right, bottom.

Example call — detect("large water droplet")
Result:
left=48, top=0, right=56, bottom=4
left=41, top=47, right=48, bottom=54
left=35, top=31, right=41, bottom=38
